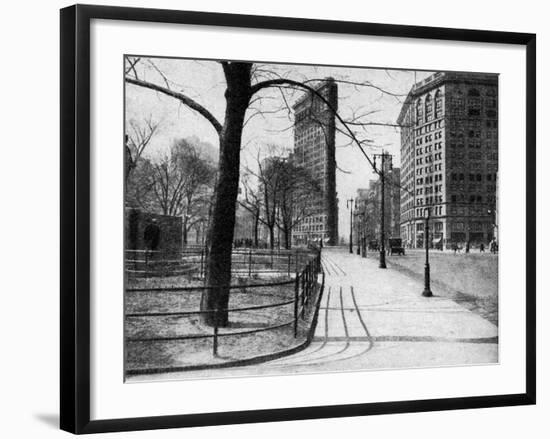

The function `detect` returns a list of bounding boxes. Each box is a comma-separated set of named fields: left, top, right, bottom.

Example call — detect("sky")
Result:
left=125, top=57, right=434, bottom=239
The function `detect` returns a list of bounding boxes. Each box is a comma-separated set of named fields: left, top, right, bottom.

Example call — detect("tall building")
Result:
left=397, top=72, right=498, bottom=248
left=291, top=78, right=338, bottom=246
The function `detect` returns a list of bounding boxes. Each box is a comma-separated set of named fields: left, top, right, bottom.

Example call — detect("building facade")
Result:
left=354, top=168, right=401, bottom=247
left=397, top=72, right=498, bottom=248
left=291, top=78, right=339, bottom=246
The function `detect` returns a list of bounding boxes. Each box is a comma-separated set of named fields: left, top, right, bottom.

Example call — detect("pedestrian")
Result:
left=480, top=243, right=485, bottom=252
left=452, top=242, right=458, bottom=254
left=465, top=241, right=470, bottom=254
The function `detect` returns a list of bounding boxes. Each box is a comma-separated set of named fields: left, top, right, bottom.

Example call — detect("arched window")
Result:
left=468, top=88, right=480, bottom=97
left=434, top=89, right=443, bottom=118
left=416, top=98, right=423, bottom=125
left=425, top=94, right=433, bottom=122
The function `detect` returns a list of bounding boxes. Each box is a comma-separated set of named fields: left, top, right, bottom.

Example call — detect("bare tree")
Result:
left=125, top=57, right=407, bottom=327
left=239, top=173, right=262, bottom=247
left=125, top=116, right=160, bottom=182
left=126, top=138, right=215, bottom=245
left=276, top=163, right=322, bottom=249
left=242, top=152, right=321, bottom=250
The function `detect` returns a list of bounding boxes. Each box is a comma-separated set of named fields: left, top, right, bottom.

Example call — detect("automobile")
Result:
left=368, top=240, right=379, bottom=251
left=388, top=237, right=405, bottom=255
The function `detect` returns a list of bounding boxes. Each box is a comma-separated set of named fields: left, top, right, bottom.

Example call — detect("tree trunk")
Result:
left=253, top=211, right=259, bottom=248
left=201, top=62, right=251, bottom=327
left=269, top=226, right=275, bottom=250
left=182, top=217, right=188, bottom=245
left=284, top=225, right=291, bottom=250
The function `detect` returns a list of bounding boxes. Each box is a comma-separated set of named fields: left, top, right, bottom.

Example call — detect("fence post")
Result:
left=248, top=249, right=252, bottom=277
left=307, top=263, right=311, bottom=301
left=213, top=319, right=219, bottom=357
left=294, top=274, right=299, bottom=337
left=200, top=249, right=204, bottom=278
left=301, top=269, right=305, bottom=318
left=288, top=253, right=291, bottom=277
left=317, top=253, right=320, bottom=273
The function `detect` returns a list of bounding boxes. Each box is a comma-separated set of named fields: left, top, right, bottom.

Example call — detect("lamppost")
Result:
left=355, top=203, right=361, bottom=255
left=347, top=198, right=354, bottom=253
left=373, top=152, right=393, bottom=269
left=361, top=211, right=367, bottom=258
left=422, top=207, right=433, bottom=297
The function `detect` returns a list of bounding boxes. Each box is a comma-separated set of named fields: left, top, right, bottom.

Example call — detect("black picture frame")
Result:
left=60, top=4, right=536, bottom=434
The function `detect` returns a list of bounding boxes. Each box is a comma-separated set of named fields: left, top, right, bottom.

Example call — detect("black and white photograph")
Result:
left=0, top=0, right=545, bottom=435
left=124, top=57, right=500, bottom=382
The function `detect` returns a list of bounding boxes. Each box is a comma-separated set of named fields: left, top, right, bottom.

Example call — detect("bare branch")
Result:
left=126, top=77, right=223, bottom=135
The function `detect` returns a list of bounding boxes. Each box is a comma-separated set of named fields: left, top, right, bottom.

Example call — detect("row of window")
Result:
left=415, top=120, right=444, bottom=135
left=415, top=163, right=443, bottom=175
left=449, top=141, right=497, bottom=150
left=448, top=184, right=496, bottom=193
left=416, top=184, right=443, bottom=195
left=416, top=196, right=444, bottom=206
left=413, top=205, right=443, bottom=217
left=451, top=173, right=497, bottom=182
left=416, top=90, right=443, bottom=124
left=451, top=194, right=484, bottom=203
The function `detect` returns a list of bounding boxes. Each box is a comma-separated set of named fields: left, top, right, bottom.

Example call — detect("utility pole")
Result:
left=356, top=212, right=361, bottom=255
left=346, top=198, right=354, bottom=253
left=355, top=198, right=361, bottom=255
left=356, top=208, right=364, bottom=256
left=373, top=152, right=394, bottom=269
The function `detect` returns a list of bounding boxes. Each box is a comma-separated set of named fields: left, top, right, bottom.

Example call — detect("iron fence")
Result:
left=125, top=251, right=324, bottom=360
left=125, top=247, right=316, bottom=279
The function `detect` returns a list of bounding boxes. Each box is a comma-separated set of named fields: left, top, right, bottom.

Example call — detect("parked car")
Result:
left=388, top=238, right=405, bottom=255
left=368, top=240, right=379, bottom=251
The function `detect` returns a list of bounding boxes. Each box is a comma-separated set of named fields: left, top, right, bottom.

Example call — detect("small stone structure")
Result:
left=125, top=207, right=182, bottom=254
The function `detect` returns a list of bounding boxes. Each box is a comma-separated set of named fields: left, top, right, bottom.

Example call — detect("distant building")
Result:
left=291, top=78, right=338, bottom=245
left=397, top=72, right=498, bottom=248
left=354, top=168, right=401, bottom=245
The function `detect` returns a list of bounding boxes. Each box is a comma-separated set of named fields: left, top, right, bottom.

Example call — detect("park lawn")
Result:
left=125, top=275, right=321, bottom=373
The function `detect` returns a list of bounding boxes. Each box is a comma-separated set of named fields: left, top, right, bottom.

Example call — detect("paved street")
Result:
left=133, top=246, right=497, bottom=381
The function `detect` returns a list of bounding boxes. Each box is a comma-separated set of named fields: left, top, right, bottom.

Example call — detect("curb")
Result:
left=126, top=271, right=326, bottom=376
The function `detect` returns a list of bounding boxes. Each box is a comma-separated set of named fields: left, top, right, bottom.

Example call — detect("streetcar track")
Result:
left=331, top=258, right=347, bottom=275
left=322, top=255, right=341, bottom=276
left=272, top=286, right=351, bottom=367
left=266, top=286, right=334, bottom=365
left=320, top=259, right=333, bottom=276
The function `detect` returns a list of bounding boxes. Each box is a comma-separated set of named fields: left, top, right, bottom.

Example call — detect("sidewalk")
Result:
left=261, top=246, right=497, bottom=373
left=133, top=246, right=498, bottom=381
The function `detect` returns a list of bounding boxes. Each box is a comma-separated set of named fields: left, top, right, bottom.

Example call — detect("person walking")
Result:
left=480, top=243, right=485, bottom=252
